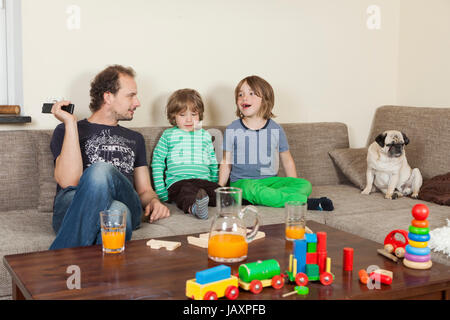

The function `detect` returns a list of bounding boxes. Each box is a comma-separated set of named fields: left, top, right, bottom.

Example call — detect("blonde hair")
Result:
left=166, top=89, right=205, bottom=126
left=235, top=75, right=275, bottom=119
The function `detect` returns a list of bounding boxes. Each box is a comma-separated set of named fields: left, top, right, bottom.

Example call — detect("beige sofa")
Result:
left=0, top=105, right=449, bottom=299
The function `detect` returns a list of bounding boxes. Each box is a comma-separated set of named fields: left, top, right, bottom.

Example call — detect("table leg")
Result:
left=12, top=280, right=26, bottom=300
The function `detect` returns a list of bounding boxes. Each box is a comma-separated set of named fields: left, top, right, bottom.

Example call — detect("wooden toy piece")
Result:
left=369, top=272, right=392, bottom=285
left=306, top=252, right=318, bottom=264
left=408, top=232, right=430, bottom=242
left=326, top=257, right=331, bottom=273
left=187, top=236, right=208, bottom=248
left=146, top=239, right=181, bottom=251
left=409, top=226, right=430, bottom=235
left=412, top=219, right=429, bottom=228
left=293, top=239, right=307, bottom=274
left=377, top=248, right=399, bottom=263
left=408, top=240, right=428, bottom=249
left=403, top=258, right=432, bottom=270
left=405, top=244, right=431, bottom=256
left=343, top=248, right=354, bottom=271
left=196, top=265, right=231, bottom=285
left=358, top=269, right=369, bottom=284
left=305, top=264, right=320, bottom=281
left=383, top=229, right=409, bottom=257
left=372, top=269, right=393, bottom=280
left=238, top=259, right=285, bottom=294
left=405, top=253, right=431, bottom=263
left=186, top=272, right=239, bottom=300
left=316, top=232, right=327, bottom=252
left=320, top=272, right=333, bottom=286
left=305, top=233, right=318, bottom=243
left=411, top=203, right=429, bottom=221
left=282, top=286, right=309, bottom=297
left=317, top=251, right=327, bottom=273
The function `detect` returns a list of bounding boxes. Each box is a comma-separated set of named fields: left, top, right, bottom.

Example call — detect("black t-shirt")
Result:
left=50, top=119, right=147, bottom=193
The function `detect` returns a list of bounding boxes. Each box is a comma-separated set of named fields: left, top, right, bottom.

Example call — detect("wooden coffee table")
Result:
left=3, top=221, right=450, bottom=300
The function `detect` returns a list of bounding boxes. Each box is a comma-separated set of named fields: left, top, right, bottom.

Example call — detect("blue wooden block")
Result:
left=305, top=233, right=317, bottom=244
left=196, top=265, right=231, bottom=285
left=294, top=239, right=307, bottom=274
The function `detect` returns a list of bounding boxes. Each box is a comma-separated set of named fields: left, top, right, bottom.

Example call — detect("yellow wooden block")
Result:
left=186, top=276, right=239, bottom=300
left=146, top=239, right=181, bottom=251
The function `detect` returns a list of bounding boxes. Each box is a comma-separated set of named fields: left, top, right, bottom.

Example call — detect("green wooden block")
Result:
left=305, top=264, right=319, bottom=279
left=307, top=243, right=317, bottom=253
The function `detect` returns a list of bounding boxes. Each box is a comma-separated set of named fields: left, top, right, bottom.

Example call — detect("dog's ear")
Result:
left=375, top=133, right=386, bottom=148
left=401, top=132, right=410, bottom=145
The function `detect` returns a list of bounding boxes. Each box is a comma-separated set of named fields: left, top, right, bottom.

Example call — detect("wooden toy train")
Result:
left=186, top=231, right=334, bottom=300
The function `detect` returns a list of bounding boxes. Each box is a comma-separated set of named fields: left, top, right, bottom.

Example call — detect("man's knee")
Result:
left=81, top=162, right=118, bottom=186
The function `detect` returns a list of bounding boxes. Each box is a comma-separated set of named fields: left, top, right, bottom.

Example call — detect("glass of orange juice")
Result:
left=285, top=201, right=306, bottom=241
left=100, top=210, right=126, bottom=254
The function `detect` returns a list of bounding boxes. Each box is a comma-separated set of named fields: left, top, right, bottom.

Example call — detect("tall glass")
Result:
left=100, top=210, right=126, bottom=254
left=285, top=201, right=306, bottom=241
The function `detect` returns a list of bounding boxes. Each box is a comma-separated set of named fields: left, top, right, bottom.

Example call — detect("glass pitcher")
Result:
left=208, top=187, right=260, bottom=263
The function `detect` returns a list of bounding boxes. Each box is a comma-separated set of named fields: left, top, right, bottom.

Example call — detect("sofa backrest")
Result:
left=368, top=106, right=450, bottom=180
left=0, top=131, right=40, bottom=212
left=1, top=122, right=349, bottom=213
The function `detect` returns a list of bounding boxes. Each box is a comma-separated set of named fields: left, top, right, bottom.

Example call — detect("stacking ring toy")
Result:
left=409, top=226, right=430, bottom=235
left=408, top=232, right=430, bottom=242
left=411, top=219, right=429, bottom=228
left=404, top=253, right=431, bottom=263
left=406, top=245, right=430, bottom=256
left=408, top=240, right=428, bottom=248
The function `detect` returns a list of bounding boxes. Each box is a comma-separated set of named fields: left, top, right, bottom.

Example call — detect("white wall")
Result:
left=3, top=0, right=448, bottom=148
left=397, top=0, right=450, bottom=107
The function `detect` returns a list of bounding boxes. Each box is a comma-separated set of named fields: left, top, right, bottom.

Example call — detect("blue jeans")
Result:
left=49, top=162, right=142, bottom=250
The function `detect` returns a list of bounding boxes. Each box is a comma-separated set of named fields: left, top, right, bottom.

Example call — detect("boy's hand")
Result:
left=145, top=198, right=170, bottom=223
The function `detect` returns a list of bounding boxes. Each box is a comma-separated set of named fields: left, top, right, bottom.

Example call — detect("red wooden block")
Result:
left=317, top=232, right=327, bottom=252
left=306, top=252, right=318, bottom=264
left=317, top=251, right=327, bottom=274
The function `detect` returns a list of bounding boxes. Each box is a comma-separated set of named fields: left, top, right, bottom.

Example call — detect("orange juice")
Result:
left=208, top=234, right=248, bottom=260
left=102, top=229, right=125, bottom=253
left=285, top=226, right=305, bottom=240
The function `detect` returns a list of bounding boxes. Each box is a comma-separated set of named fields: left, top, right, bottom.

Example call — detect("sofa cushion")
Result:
left=368, top=106, right=450, bottom=180
left=0, top=131, right=39, bottom=212
left=329, top=148, right=368, bottom=190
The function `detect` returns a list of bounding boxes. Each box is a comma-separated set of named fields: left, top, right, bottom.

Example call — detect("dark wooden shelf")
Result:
left=0, top=116, right=32, bottom=124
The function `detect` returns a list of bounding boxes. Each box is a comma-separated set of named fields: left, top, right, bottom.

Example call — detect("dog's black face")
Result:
left=375, top=130, right=409, bottom=158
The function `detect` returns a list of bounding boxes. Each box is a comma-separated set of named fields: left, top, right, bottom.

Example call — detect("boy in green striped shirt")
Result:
left=151, top=89, right=220, bottom=219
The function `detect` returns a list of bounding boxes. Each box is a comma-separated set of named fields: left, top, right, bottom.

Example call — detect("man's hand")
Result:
left=52, top=100, right=77, bottom=124
left=144, top=198, right=170, bottom=223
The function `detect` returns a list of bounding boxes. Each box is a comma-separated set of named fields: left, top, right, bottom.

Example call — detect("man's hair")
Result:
left=235, top=75, right=275, bottom=119
left=89, top=65, right=136, bottom=112
left=166, top=89, right=205, bottom=126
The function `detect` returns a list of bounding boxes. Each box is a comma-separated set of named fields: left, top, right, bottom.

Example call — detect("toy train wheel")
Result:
left=225, top=285, right=239, bottom=300
left=250, top=280, right=263, bottom=294
left=320, top=272, right=333, bottom=286
left=295, top=272, right=308, bottom=286
left=271, top=275, right=284, bottom=290
left=204, top=291, right=218, bottom=300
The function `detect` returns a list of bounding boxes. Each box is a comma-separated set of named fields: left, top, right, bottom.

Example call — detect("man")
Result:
left=49, top=65, right=170, bottom=250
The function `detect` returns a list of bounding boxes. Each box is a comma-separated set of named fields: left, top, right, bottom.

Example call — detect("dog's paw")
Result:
left=361, top=189, right=371, bottom=195
left=385, top=193, right=393, bottom=200
left=411, top=193, right=419, bottom=199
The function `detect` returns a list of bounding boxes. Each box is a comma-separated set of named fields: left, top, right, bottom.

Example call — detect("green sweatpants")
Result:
left=230, top=177, right=312, bottom=208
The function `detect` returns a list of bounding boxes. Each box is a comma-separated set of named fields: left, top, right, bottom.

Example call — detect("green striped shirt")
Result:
left=151, top=127, right=219, bottom=201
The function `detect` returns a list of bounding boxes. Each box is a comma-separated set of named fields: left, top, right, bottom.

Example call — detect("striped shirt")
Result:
left=151, top=127, right=219, bottom=201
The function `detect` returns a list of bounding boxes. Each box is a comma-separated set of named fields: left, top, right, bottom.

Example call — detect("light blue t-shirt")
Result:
left=223, top=119, right=289, bottom=182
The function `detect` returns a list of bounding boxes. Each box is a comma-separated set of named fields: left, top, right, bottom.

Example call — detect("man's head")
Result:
left=89, top=65, right=140, bottom=121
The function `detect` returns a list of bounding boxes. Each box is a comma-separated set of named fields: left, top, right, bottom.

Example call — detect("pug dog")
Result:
left=361, top=130, right=423, bottom=199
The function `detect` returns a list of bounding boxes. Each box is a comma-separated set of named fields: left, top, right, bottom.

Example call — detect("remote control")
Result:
left=42, top=103, right=75, bottom=114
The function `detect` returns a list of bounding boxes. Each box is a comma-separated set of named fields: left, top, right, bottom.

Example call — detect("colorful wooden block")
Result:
left=305, top=233, right=317, bottom=243
left=316, top=232, right=327, bottom=252
left=405, top=245, right=430, bottom=256
left=196, top=265, right=231, bottom=285
left=306, top=252, right=318, bottom=264
left=307, top=242, right=317, bottom=253
left=294, top=239, right=307, bottom=274
left=306, top=264, right=320, bottom=280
